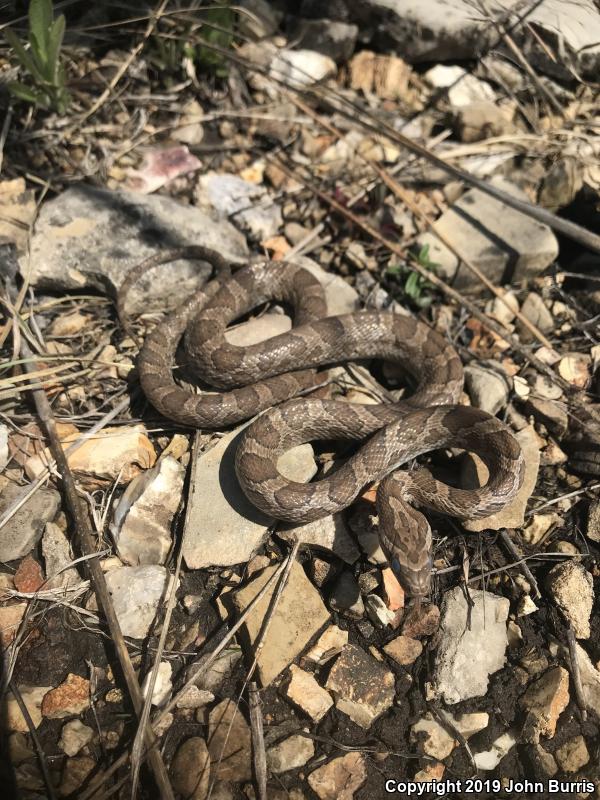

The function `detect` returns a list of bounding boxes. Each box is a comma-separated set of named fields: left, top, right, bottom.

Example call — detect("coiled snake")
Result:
left=118, top=248, right=524, bottom=599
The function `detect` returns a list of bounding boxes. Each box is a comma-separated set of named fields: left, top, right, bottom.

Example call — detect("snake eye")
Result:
left=391, top=557, right=401, bottom=575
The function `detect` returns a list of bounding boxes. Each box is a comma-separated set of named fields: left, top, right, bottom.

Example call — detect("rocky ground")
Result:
left=1, top=1, right=600, bottom=799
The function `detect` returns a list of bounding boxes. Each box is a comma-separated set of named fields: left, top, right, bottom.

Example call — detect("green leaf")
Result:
left=405, top=271, right=420, bottom=298
left=28, top=0, right=52, bottom=62
left=47, top=14, right=66, bottom=83
left=4, top=27, right=47, bottom=83
left=8, top=80, right=50, bottom=107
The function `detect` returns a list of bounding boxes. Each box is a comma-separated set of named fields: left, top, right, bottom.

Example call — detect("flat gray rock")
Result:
left=279, top=513, right=360, bottom=565
left=433, top=587, right=509, bottom=704
left=418, top=178, right=558, bottom=290
left=25, top=185, right=248, bottom=313
left=0, top=481, right=60, bottom=562
left=104, top=565, right=170, bottom=639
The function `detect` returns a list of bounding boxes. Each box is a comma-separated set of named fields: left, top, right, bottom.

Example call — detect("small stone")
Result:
left=554, top=735, right=589, bottom=773
left=142, top=661, right=172, bottom=706
left=411, top=714, right=456, bottom=759
left=365, top=594, right=397, bottom=628
left=232, top=561, right=329, bottom=686
left=414, top=762, right=445, bottom=782
left=485, top=290, right=519, bottom=326
left=517, top=595, right=539, bottom=617
left=0, top=602, right=28, bottom=647
left=111, top=456, right=185, bottom=566
left=455, top=101, right=514, bottom=143
left=425, top=65, right=496, bottom=106
left=270, top=49, right=336, bottom=88
left=8, top=732, right=34, bottom=765
left=173, top=99, right=205, bottom=146
left=196, top=172, right=281, bottom=241
left=546, top=561, right=594, bottom=638
left=402, top=603, right=440, bottom=638
left=280, top=513, right=360, bottom=565
left=326, top=644, right=395, bottom=728
left=525, top=398, right=569, bottom=438
left=170, top=737, right=210, bottom=800
left=433, top=587, right=509, bottom=704
left=267, top=734, right=315, bottom=773
left=521, top=666, right=570, bottom=742
left=304, top=625, right=348, bottom=665
left=329, top=572, right=364, bottom=619
left=42, top=522, right=79, bottom=589
left=0, top=481, right=60, bottom=562
left=0, top=424, right=8, bottom=472
left=558, top=353, right=591, bottom=389
left=41, top=673, right=90, bottom=719
left=384, top=635, right=423, bottom=665
left=188, top=647, right=242, bottom=694
left=518, top=293, right=554, bottom=340
left=285, top=665, right=333, bottom=723
left=308, top=557, right=341, bottom=588
left=14, top=555, right=44, bottom=593
left=246, top=555, right=271, bottom=577
left=307, top=752, right=367, bottom=800
left=59, top=720, right=94, bottom=757
left=521, top=513, right=561, bottom=546
left=6, top=685, right=52, bottom=732
left=507, top=621, right=522, bottom=647
left=206, top=699, right=252, bottom=783
left=105, top=565, right=170, bottom=639
left=176, top=686, right=214, bottom=709
left=474, top=731, right=516, bottom=771
left=555, top=541, right=579, bottom=556
left=464, top=363, right=510, bottom=415
left=59, top=756, right=96, bottom=797
left=586, top=500, right=600, bottom=542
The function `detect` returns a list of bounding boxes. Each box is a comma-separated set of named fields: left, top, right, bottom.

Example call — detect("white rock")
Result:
left=464, top=363, right=510, bottom=415
left=518, top=595, right=539, bottom=617
left=6, top=686, right=52, bottom=732
left=142, top=661, right=172, bottom=706
left=485, top=291, right=519, bottom=326
left=270, top=49, right=336, bottom=88
left=425, top=65, right=496, bottom=106
left=267, top=733, right=315, bottom=773
left=308, top=752, right=367, bottom=800
left=433, top=587, right=509, bottom=704
left=279, top=513, right=360, bottom=565
left=59, top=720, right=94, bottom=757
left=0, top=424, right=8, bottom=471
left=304, top=625, right=349, bottom=665
left=111, top=456, right=184, bottom=566
left=574, top=643, right=600, bottom=719
left=104, top=565, right=171, bottom=639
left=285, top=665, right=334, bottom=722
left=175, top=685, right=214, bottom=709
left=474, top=731, right=517, bottom=771
left=546, top=561, right=594, bottom=639
left=42, top=522, right=80, bottom=589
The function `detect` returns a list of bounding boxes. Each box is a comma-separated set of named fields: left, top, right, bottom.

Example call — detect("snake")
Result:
left=118, top=248, right=525, bottom=600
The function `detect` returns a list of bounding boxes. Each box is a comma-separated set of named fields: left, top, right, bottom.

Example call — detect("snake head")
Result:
left=389, top=553, right=432, bottom=601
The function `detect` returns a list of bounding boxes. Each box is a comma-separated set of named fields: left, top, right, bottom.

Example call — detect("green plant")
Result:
left=4, top=0, right=70, bottom=113
left=386, top=243, right=439, bottom=308
left=195, top=5, right=235, bottom=78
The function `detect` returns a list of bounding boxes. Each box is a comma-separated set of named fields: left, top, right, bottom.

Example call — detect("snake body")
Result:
left=119, top=250, right=524, bottom=598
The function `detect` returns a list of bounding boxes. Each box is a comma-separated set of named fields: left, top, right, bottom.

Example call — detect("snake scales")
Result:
left=118, top=248, right=524, bottom=599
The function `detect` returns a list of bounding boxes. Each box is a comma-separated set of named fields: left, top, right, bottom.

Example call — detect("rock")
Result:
left=417, top=177, right=558, bottom=290
left=173, top=99, right=205, bottom=146
left=530, top=743, right=558, bottom=777
left=307, top=557, right=340, bottom=587
left=433, top=587, right=509, bottom=704
left=170, top=737, right=210, bottom=800
left=285, top=665, right=333, bottom=722
left=518, top=293, right=554, bottom=340
left=182, top=424, right=271, bottom=569
left=521, top=512, right=561, bottom=546
left=290, top=18, right=358, bottom=63
left=307, top=752, right=367, bottom=800
left=521, top=666, right=570, bottom=743
left=411, top=715, right=455, bottom=760
left=105, top=565, right=170, bottom=639
left=455, top=101, right=514, bottom=143
left=329, top=572, right=364, bottom=619
left=0, top=480, right=60, bottom=562
left=41, top=673, right=90, bottom=719
left=384, top=635, right=423, bottom=665
left=206, top=699, right=252, bottom=783
left=365, top=593, right=397, bottom=628
left=463, top=425, right=540, bottom=531
left=25, top=185, right=247, bottom=314
left=555, top=735, right=589, bottom=773
left=14, top=555, right=44, bottom=593
left=142, top=661, right=172, bottom=706
left=414, top=762, right=445, bottom=783
left=524, top=398, right=569, bottom=438
left=176, top=686, right=215, bottom=709
left=558, top=353, right=592, bottom=389
left=304, top=625, right=348, bottom=665
left=402, top=603, right=440, bottom=638
left=586, top=500, right=600, bottom=542
left=425, top=65, right=496, bottom=106
left=195, top=172, right=282, bottom=241
left=325, top=643, right=395, bottom=728
left=518, top=595, right=539, bottom=617
left=267, top=734, right=315, bottom=773
left=232, top=561, right=329, bottom=686
left=59, top=720, right=94, bottom=757
left=59, top=756, right=96, bottom=797
left=48, top=309, right=89, bottom=337
left=125, top=144, right=202, bottom=194
left=574, top=643, right=600, bottom=719
left=485, top=290, right=519, bottom=326
left=26, top=423, right=156, bottom=485
left=280, top=513, right=360, bottom=565
left=188, top=647, right=242, bottom=694
left=238, top=0, right=282, bottom=36
left=111, top=456, right=184, bottom=566
left=269, top=49, right=336, bottom=88
left=8, top=731, right=35, bottom=765
left=42, top=522, right=79, bottom=589
left=225, top=312, right=291, bottom=347
left=464, top=362, right=510, bottom=415
left=0, top=602, right=27, bottom=646
left=474, top=730, right=517, bottom=771
left=6, top=685, right=52, bottom=732
left=546, top=561, right=593, bottom=638
left=298, top=257, right=360, bottom=316
left=0, top=178, right=37, bottom=255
